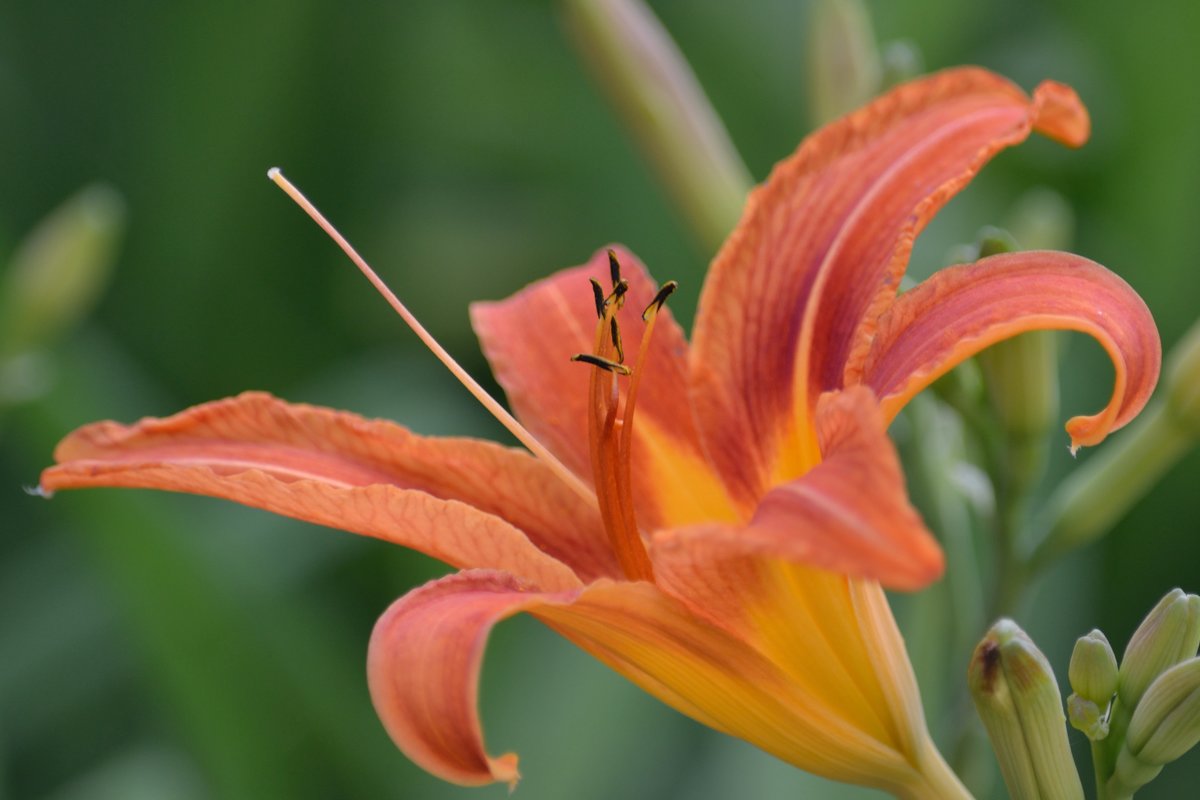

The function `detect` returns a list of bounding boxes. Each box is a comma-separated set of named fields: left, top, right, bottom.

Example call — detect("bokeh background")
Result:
left=2, top=1, right=1198, bottom=798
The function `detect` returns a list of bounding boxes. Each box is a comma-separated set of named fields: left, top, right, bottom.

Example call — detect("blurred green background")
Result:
left=2, top=1, right=1198, bottom=798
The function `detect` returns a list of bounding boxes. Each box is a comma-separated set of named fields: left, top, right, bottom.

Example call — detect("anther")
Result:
left=610, top=318, right=624, bottom=362
left=607, top=249, right=622, bottom=287
left=589, top=278, right=606, bottom=319
left=571, top=353, right=632, bottom=375
left=642, top=280, right=679, bottom=321
left=609, top=278, right=629, bottom=309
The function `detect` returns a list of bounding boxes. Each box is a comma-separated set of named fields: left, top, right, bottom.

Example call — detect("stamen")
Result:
left=267, top=167, right=594, bottom=504
left=617, top=280, right=677, bottom=527
left=608, top=279, right=629, bottom=309
left=642, top=280, right=678, bottom=322
left=607, top=249, right=621, bottom=288
left=589, top=279, right=606, bottom=319
left=609, top=318, right=624, bottom=363
left=571, top=353, right=631, bottom=374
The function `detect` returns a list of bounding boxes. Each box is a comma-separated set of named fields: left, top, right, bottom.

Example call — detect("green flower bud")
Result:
left=1164, top=318, right=1200, bottom=437
left=1067, top=629, right=1119, bottom=740
left=1070, top=629, right=1119, bottom=705
left=1106, top=658, right=1200, bottom=797
left=969, top=620, right=1084, bottom=800
left=879, top=39, right=923, bottom=90
left=1119, top=589, right=1200, bottom=710
left=806, top=0, right=882, bottom=126
left=1004, top=187, right=1075, bottom=252
left=1127, top=658, right=1200, bottom=765
left=0, top=184, right=124, bottom=356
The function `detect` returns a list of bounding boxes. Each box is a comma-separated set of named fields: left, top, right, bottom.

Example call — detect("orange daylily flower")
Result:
left=41, top=68, right=1159, bottom=797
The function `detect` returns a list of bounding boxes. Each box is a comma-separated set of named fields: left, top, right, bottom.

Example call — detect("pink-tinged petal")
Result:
left=855, top=251, right=1161, bottom=451
left=367, top=570, right=571, bottom=788
left=690, top=67, right=1090, bottom=498
left=41, top=393, right=588, bottom=588
left=652, top=386, right=943, bottom=592
left=370, top=569, right=923, bottom=792
left=471, top=246, right=739, bottom=528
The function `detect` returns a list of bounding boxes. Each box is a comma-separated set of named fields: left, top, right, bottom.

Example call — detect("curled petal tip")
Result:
left=489, top=754, right=520, bottom=792
left=1031, top=80, right=1091, bottom=148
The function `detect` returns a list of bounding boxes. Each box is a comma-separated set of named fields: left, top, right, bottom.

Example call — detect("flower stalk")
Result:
left=560, top=0, right=752, bottom=252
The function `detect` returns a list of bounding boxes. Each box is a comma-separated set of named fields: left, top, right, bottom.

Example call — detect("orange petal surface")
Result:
left=41, top=392, right=589, bottom=587
left=653, top=387, right=942, bottom=591
left=367, top=570, right=568, bottom=788
left=857, top=251, right=1161, bottom=451
left=690, top=67, right=1090, bottom=498
left=368, top=569, right=929, bottom=793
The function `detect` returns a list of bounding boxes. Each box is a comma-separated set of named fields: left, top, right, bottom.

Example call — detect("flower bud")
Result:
left=806, top=0, right=882, bottom=125
left=1119, top=589, right=1200, bottom=710
left=1067, top=629, right=1118, bottom=740
left=1126, top=658, right=1200, bottom=765
left=879, top=40, right=923, bottom=90
left=969, top=620, right=1084, bottom=800
left=1107, top=658, right=1200, bottom=796
left=0, top=184, right=124, bottom=357
left=1070, top=629, right=1119, bottom=705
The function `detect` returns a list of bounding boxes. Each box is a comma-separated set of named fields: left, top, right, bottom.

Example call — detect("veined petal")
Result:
left=367, top=570, right=568, bottom=788
left=639, top=546, right=937, bottom=792
left=471, top=246, right=738, bottom=528
left=856, top=251, right=1161, bottom=451
left=40, top=392, right=588, bottom=588
left=652, top=387, right=943, bottom=592
left=369, top=569, right=920, bottom=793
left=537, top=580, right=926, bottom=794
left=690, top=67, right=1090, bottom=498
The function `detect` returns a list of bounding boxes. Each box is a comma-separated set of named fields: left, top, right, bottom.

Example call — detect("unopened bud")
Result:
left=879, top=40, right=923, bottom=90
left=969, top=620, right=1084, bottom=800
left=806, top=0, right=882, bottom=126
left=1119, top=589, right=1200, bottom=710
left=1067, top=629, right=1118, bottom=740
left=1107, top=658, right=1200, bottom=796
left=1127, top=658, right=1200, bottom=765
left=1164, top=318, right=1200, bottom=437
left=1005, top=187, right=1075, bottom=252
left=1070, top=629, right=1119, bottom=705
left=0, top=184, right=124, bottom=356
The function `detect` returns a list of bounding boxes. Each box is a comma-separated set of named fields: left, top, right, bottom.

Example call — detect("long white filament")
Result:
left=267, top=167, right=594, bottom=503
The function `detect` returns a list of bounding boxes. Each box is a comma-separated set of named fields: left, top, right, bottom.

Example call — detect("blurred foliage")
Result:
left=2, top=1, right=1198, bottom=798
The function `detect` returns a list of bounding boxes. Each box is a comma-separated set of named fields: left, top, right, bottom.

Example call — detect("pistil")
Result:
left=572, top=253, right=676, bottom=582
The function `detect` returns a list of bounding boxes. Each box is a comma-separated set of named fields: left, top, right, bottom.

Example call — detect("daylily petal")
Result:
left=855, top=251, right=1161, bottom=451
left=745, top=387, right=943, bottom=589
left=367, top=570, right=570, bottom=788
left=40, top=392, right=587, bottom=588
left=636, top=547, right=937, bottom=792
left=537, top=579, right=927, bottom=794
left=690, top=67, right=1090, bottom=499
left=471, top=246, right=738, bottom=527
left=651, top=387, right=942, bottom=592
left=369, top=568, right=924, bottom=793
